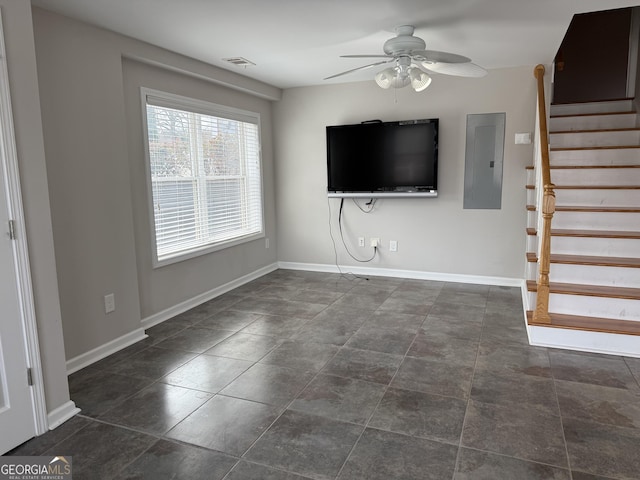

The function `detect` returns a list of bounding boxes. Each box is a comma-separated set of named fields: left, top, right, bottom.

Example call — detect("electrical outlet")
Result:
left=104, top=293, right=115, bottom=314
left=370, top=237, right=379, bottom=247
left=265, top=237, right=270, bottom=249
left=389, top=240, right=398, bottom=252
left=358, top=237, right=365, bottom=247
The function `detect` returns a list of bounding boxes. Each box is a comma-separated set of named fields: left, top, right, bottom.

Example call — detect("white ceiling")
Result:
left=30, top=0, right=640, bottom=89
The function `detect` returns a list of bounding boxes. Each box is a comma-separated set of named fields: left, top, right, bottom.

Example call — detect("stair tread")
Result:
left=553, top=254, right=640, bottom=267
left=527, top=228, right=640, bottom=239
left=551, top=111, right=635, bottom=118
left=550, top=165, right=640, bottom=169
left=526, top=280, right=640, bottom=299
left=554, top=185, right=640, bottom=190
left=551, top=145, right=640, bottom=151
left=551, top=229, right=640, bottom=239
left=526, top=311, right=640, bottom=336
left=551, top=97, right=634, bottom=105
left=526, top=252, right=640, bottom=267
left=555, top=205, right=640, bottom=212
left=551, top=127, right=640, bottom=134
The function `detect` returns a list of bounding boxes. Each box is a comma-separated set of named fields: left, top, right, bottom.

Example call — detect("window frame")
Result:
left=140, top=87, right=265, bottom=268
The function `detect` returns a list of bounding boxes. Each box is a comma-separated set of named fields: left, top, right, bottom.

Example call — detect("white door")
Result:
left=0, top=159, right=35, bottom=453
left=0, top=10, right=38, bottom=452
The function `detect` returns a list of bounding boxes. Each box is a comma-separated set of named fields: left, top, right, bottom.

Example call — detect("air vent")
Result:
left=223, top=57, right=256, bottom=67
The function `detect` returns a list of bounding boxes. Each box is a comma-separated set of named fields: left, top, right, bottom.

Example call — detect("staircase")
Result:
left=525, top=98, right=640, bottom=341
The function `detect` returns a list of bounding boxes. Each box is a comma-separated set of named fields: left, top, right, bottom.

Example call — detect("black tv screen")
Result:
left=326, top=118, right=438, bottom=198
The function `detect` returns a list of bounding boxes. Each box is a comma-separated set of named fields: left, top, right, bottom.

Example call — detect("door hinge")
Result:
left=8, top=219, right=16, bottom=240
left=27, top=367, right=33, bottom=386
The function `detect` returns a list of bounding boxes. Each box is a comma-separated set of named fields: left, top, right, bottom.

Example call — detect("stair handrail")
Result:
left=533, top=64, right=555, bottom=324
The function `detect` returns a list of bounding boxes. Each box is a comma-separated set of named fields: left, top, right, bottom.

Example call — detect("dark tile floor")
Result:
left=8, top=269, right=640, bottom=480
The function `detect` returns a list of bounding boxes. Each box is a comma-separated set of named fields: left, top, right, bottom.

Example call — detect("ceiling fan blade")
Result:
left=340, top=55, right=393, bottom=59
left=422, top=62, right=488, bottom=78
left=324, top=59, right=393, bottom=80
left=411, top=50, right=470, bottom=64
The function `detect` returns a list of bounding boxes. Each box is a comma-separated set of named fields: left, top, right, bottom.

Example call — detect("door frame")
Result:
left=0, top=8, right=48, bottom=436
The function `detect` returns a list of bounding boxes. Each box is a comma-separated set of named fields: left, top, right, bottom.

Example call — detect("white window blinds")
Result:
left=143, top=90, right=263, bottom=265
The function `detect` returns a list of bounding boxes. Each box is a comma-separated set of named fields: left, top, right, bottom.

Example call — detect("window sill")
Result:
left=152, top=231, right=265, bottom=269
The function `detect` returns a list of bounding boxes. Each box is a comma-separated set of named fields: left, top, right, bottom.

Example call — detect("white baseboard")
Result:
left=528, top=325, right=640, bottom=358
left=66, top=328, right=147, bottom=375
left=66, top=263, right=278, bottom=375
left=141, top=262, right=278, bottom=329
left=47, top=400, right=81, bottom=430
left=278, top=261, right=524, bottom=287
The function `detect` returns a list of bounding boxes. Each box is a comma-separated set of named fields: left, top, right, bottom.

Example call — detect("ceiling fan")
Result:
left=325, top=25, right=487, bottom=92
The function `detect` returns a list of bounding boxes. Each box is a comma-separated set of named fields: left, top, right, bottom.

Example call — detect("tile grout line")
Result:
left=230, top=322, right=348, bottom=474
left=622, top=357, right=640, bottom=391
left=332, top=286, right=443, bottom=479
left=450, top=293, right=489, bottom=480
left=547, top=350, right=575, bottom=480
left=78, top=415, right=243, bottom=480
left=274, top=284, right=404, bottom=479
left=454, top=444, right=581, bottom=473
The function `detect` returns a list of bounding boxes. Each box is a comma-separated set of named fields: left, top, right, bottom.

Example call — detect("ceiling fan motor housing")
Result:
left=383, top=25, right=426, bottom=55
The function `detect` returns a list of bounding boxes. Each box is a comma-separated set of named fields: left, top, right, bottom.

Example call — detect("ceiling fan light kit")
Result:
left=374, top=68, right=399, bottom=89
left=409, top=68, right=432, bottom=92
left=375, top=64, right=432, bottom=92
left=325, top=25, right=487, bottom=92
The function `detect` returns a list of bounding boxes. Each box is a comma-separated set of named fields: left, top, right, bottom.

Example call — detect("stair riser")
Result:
left=550, top=100, right=634, bottom=116
left=551, top=168, right=640, bottom=185
left=548, top=263, right=639, bottom=288
left=551, top=236, right=640, bottom=257
left=552, top=211, right=640, bottom=231
left=526, top=168, right=535, bottom=185
left=526, top=262, right=537, bottom=282
left=550, top=130, right=640, bottom=148
left=549, top=294, right=640, bottom=321
left=550, top=113, right=637, bottom=131
left=550, top=148, right=640, bottom=166
left=554, top=189, right=640, bottom=207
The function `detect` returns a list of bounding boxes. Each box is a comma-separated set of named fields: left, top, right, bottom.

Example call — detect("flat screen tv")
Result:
left=326, top=118, right=439, bottom=198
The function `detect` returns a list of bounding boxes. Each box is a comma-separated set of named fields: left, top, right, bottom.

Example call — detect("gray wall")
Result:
left=1, top=0, right=69, bottom=413
left=122, top=59, right=277, bottom=318
left=32, top=8, right=278, bottom=360
left=273, top=67, right=536, bottom=279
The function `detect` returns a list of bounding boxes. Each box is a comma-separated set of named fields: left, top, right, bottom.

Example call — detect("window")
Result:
left=142, top=89, right=263, bottom=266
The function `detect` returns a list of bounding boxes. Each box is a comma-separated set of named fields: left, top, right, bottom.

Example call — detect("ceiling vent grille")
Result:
left=223, top=57, right=256, bottom=67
